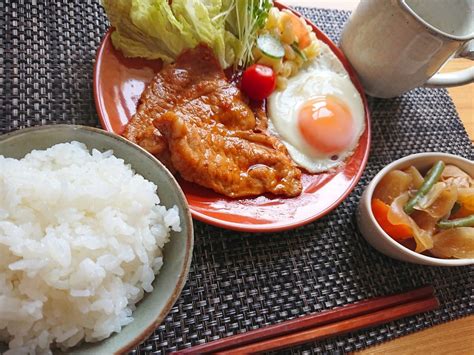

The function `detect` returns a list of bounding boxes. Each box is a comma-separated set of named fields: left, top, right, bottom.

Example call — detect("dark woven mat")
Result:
left=1, top=1, right=473, bottom=354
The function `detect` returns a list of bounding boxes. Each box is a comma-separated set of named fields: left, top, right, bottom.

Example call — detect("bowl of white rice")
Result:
left=0, top=125, right=193, bottom=354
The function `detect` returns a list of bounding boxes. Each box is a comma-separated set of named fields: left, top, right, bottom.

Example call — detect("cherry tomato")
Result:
left=241, top=64, right=276, bottom=100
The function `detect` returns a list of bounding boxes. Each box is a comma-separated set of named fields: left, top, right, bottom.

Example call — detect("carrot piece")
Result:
left=371, top=198, right=413, bottom=240
left=451, top=197, right=474, bottom=219
left=451, top=205, right=474, bottom=219
left=284, top=11, right=311, bottom=49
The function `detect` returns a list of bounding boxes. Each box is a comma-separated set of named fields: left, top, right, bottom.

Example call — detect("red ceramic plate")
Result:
left=94, top=3, right=371, bottom=233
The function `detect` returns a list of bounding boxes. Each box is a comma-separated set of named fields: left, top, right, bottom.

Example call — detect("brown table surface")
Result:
left=281, top=0, right=474, bottom=353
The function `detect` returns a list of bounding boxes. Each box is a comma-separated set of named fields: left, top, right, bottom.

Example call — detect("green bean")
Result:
left=437, top=215, right=474, bottom=229
left=403, top=160, right=445, bottom=215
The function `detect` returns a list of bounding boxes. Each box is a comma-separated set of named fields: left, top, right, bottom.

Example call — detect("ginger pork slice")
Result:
left=123, top=44, right=259, bottom=156
left=154, top=110, right=302, bottom=198
left=153, top=85, right=302, bottom=198
left=127, top=43, right=302, bottom=197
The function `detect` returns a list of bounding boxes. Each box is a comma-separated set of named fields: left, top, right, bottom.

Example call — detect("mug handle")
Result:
left=424, top=40, right=474, bottom=88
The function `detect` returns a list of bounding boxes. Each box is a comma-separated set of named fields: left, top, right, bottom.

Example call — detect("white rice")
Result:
left=0, top=141, right=181, bottom=354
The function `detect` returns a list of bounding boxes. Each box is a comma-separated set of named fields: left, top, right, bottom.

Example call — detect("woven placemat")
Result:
left=1, top=1, right=473, bottom=353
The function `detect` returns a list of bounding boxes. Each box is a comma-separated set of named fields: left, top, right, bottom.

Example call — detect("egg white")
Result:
left=267, top=41, right=365, bottom=173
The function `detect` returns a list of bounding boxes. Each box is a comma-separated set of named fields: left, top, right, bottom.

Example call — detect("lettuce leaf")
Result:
left=171, top=0, right=239, bottom=68
left=102, top=0, right=239, bottom=68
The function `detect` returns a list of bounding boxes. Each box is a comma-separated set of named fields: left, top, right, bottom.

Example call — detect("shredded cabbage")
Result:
left=224, top=0, right=273, bottom=67
left=101, top=0, right=271, bottom=69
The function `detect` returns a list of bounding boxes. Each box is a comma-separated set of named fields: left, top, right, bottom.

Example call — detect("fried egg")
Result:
left=267, top=41, right=365, bottom=173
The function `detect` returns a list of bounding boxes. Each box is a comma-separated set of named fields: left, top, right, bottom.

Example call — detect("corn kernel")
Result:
left=273, top=59, right=283, bottom=72
left=294, top=55, right=304, bottom=67
left=288, top=61, right=299, bottom=76
left=266, top=8, right=280, bottom=29
left=276, top=76, right=288, bottom=90
left=303, top=41, right=320, bottom=59
left=280, top=61, right=292, bottom=77
left=281, top=22, right=295, bottom=44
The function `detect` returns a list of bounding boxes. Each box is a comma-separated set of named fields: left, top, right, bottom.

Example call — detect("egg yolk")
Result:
left=297, top=95, right=356, bottom=155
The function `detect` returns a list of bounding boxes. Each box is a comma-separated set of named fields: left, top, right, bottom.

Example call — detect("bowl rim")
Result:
left=0, top=124, right=194, bottom=353
left=363, top=152, right=474, bottom=266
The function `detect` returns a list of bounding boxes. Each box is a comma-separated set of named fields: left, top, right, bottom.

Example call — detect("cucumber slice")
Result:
left=291, top=43, right=307, bottom=61
left=257, top=34, right=285, bottom=59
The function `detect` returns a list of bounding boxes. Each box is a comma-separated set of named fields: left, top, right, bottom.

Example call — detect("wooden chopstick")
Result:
left=221, top=296, right=439, bottom=354
left=172, top=286, right=436, bottom=354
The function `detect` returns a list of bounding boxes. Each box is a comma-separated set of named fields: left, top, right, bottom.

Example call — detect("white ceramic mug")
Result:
left=340, top=0, right=474, bottom=98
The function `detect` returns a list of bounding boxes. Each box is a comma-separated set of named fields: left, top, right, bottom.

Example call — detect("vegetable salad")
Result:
left=102, top=0, right=321, bottom=93
left=253, top=7, right=320, bottom=89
